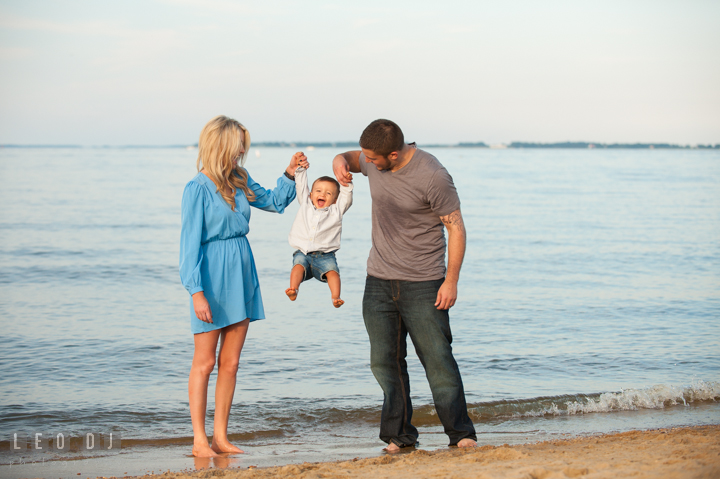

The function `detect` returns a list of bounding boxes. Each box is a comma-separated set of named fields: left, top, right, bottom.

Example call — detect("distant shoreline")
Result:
left=1, top=141, right=718, bottom=149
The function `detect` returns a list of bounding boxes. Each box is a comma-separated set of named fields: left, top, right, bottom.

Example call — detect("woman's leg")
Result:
left=189, top=329, right=221, bottom=457
left=211, top=319, right=250, bottom=454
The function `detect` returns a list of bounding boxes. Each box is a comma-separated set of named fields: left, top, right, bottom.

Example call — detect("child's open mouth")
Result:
left=317, top=198, right=326, bottom=208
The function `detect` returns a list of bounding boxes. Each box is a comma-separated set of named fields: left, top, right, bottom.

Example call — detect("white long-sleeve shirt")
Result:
left=288, top=167, right=353, bottom=254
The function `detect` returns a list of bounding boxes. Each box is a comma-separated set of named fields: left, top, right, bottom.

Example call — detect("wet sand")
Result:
left=127, top=425, right=719, bottom=479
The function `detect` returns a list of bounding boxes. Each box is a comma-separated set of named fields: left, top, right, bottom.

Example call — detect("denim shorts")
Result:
left=292, top=250, right=339, bottom=283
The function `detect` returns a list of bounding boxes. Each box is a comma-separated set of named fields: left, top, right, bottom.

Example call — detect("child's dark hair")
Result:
left=312, top=176, right=340, bottom=195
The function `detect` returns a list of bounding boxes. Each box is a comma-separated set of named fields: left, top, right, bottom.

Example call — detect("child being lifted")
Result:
left=286, top=159, right=353, bottom=307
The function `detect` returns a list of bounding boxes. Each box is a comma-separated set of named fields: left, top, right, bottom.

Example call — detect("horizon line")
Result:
left=1, top=141, right=719, bottom=150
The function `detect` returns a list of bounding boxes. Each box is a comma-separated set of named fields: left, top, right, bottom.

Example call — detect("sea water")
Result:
left=0, top=146, right=718, bottom=477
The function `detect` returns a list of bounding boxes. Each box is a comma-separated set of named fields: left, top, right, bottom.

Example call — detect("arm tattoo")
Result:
left=441, top=210, right=466, bottom=234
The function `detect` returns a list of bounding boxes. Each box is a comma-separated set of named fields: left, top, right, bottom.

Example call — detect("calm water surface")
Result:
left=0, top=146, right=718, bottom=476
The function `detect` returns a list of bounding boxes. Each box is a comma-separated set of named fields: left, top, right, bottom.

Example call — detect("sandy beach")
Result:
left=122, top=425, right=719, bottom=479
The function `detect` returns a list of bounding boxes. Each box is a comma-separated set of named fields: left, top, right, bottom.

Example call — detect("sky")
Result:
left=0, top=0, right=719, bottom=145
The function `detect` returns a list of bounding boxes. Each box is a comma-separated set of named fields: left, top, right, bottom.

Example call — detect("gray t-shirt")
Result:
left=359, top=145, right=460, bottom=281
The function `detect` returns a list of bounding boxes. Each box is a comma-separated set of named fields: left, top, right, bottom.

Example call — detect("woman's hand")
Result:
left=286, top=152, right=308, bottom=177
left=192, top=291, right=213, bottom=323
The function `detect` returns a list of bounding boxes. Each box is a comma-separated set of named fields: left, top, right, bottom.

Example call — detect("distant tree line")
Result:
left=252, top=141, right=718, bottom=149
left=2, top=141, right=718, bottom=149
left=506, top=142, right=720, bottom=149
left=253, top=141, right=360, bottom=148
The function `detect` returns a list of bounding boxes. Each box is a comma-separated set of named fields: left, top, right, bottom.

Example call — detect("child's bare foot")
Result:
left=285, top=288, right=298, bottom=301
left=211, top=439, right=244, bottom=454
left=192, top=444, right=220, bottom=457
left=332, top=298, right=344, bottom=308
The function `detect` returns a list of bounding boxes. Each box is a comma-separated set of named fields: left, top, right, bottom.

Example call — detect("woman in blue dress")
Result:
left=180, top=115, right=307, bottom=457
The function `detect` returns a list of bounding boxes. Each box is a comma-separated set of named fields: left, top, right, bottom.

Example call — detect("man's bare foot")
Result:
left=210, top=439, right=244, bottom=454
left=457, top=438, right=477, bottom=448
left=285, top=288, right=298, bottom=301
left=192, top=444, right=219, bottom=457
left=332, top=298, right=344, bottom=308
left=383, top=442, right=401, bottom=453
left=383, top=441, right=417, bottom=453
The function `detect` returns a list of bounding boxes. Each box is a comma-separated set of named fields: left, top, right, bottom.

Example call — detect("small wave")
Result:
left=0, top=263, right=178, bottom=284
left=1, top=381, right=717, bottom=448
left=0, top=222, right=174, bottom=231
left=468, top=380, right=720, bottom=420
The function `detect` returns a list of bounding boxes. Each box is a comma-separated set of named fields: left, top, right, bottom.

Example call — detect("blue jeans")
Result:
left=292, top=250, right=339, bottom=283
left=362, top=275, right=477, bottom=447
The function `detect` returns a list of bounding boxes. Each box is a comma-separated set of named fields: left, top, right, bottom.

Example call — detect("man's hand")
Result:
left=435, top=280, right=458, bottom=310
left=192, top=291, right=213, bottom=323
left=437, top=209, right=466, bottom=310
left=333, top=154, right=354, bottom=186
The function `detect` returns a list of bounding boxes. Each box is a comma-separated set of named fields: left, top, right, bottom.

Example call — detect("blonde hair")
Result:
left=197, top=115, right=255, bottom=209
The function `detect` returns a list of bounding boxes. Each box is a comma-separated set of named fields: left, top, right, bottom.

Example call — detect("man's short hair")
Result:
left=359, top=119, right=405, bottom=157
left=312, top=176, right=340, bottom=195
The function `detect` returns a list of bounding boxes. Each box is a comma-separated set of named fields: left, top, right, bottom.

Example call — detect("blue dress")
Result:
left=179, top=170, right=296, bottom=334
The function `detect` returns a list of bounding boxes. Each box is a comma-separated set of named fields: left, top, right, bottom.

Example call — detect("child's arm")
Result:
left=336, top=181, right=353, bottom=215
left=294, top=166, right=309, bottom=205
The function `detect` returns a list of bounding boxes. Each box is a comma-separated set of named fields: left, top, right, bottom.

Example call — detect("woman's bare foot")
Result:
left=211, top=439, right=244, bottom=454
left=192, top=443, right=219, bottom=457
left=193, top=456, right=211, bottom=470
left=457, top=438, right=477, bottom=448
left=285, top=288, right=298, bottom=301
left=332, top=298, right=344, bottom=308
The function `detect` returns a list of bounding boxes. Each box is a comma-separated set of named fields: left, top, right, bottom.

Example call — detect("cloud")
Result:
left=0, top=46, right=32, bottom=59
left=442, top=24, right=473, bottom=34
left=0, top=12, right=129, bottom=37
left=156, top=0, right=270, bottom=15
left=353, top=18, right=382, bottom=29
left=0, top=11, right=190, bottom=71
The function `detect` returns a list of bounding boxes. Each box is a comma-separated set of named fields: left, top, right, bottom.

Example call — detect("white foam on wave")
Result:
left=548, top=380, right=719, bottom=417
left=466, top=380, right=720, bottom=420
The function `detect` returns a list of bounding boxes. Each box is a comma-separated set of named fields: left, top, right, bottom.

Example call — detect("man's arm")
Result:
left=436, top=208, right=466, bottom=310
left=333, top=151, right=362, bottom=186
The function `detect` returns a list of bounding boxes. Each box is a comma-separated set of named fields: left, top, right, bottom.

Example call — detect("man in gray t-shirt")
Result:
left=360, top=144, right=459, bottom=282
left=333, top=119, right=477, bottom=451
